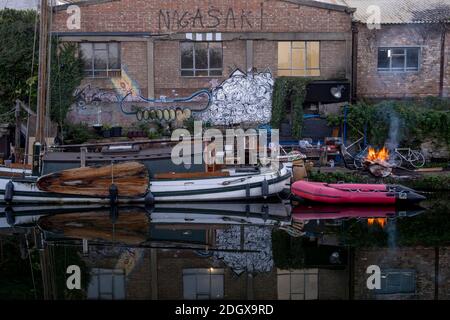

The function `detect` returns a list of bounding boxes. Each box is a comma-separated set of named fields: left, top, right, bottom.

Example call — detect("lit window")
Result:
left=183, top=268, right=224, bottom=300
left=378, top=47, right=420, bottom=72
left=278, top=41, right=320, bottom=77
left=181, top=42, right=223, bottom=77
left=80, top=42, right=121, bottom=78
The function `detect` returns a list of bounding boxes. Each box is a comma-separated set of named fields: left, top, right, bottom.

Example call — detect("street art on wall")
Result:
left=199, top=69, right=274, bottom=125
left=73, top=65, right=142, bottom=111
left=70, top=67, right=274, bottom=126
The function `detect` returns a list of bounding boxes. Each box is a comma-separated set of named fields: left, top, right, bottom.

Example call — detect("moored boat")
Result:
left=0, top=162, right=291, bottom=204
left=291, top=181, right=426, bottom=205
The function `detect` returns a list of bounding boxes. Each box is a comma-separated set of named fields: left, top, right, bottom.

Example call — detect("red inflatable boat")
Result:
left=291, top=181, right=425, bottom=205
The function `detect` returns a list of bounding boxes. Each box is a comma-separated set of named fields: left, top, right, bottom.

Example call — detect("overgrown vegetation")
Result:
left=271, top=77, right=311, bottom=139
left=0, top=9, right=38, bottom=122
left=308, top=171, right=450, bottom=191
left=272, top=230, right=306, bottom=269
left=0, top=9, right=84, bottom=126
left=63, top=122, right=97, bottom=144
left=50, top=41, right=85, bottom=125
left=327, top=98, right=450, bottom=148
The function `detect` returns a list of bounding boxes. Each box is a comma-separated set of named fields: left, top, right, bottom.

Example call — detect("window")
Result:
left=183, top=268, right=224, bottom=300
left=378, top=47, right=420, bottom=72
left=87, top=268, right=125, bottom=300
left=181, top=42, right=223, bottom=77
left=278, top=41, right=320, bottom=77
left=80, top=42, right=121, bottom=78
left=375, top=269, right=416, bottom=294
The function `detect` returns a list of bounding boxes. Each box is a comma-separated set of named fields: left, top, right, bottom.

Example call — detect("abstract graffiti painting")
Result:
left=199, top=69, right=274, bottom=125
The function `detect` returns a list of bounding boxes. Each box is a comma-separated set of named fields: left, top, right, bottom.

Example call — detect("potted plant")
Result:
left=93, top=123, right=103, bottom=135
left=111, top=125, right=123, bottom=137
left=102, top=124, right=112, bottom=138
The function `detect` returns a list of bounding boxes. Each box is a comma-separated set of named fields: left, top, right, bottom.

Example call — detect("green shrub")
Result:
left=271, top=77, right=311, bottom=139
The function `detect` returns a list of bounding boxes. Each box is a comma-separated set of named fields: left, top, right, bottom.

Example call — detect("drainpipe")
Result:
left=439, top=23, right=447, bottom=98
left=351, top=23, right=359, bottom=102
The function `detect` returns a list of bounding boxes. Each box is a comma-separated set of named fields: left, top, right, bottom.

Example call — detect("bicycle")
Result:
left=389, top=148, right=426, bottom=169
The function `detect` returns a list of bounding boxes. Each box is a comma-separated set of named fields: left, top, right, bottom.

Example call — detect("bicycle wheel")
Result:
left=410, top=151, right=426, bottom=168
left=353, top=155, right=365, bottom=169
left=389, top=152, right=403, bottom=168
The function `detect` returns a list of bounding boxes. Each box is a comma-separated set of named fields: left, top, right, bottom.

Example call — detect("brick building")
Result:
left=51, top=0, right=354, bottom=131
left=346, top=0, right=450, bottom=99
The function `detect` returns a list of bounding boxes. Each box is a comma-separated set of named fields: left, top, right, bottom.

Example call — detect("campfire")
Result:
left=367, top=218, right=387, bottom=228
left=363, top=147, right=394, bottom=177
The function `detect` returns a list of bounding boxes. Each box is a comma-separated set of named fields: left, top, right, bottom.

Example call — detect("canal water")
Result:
left=0, top=194, right=448, bottom=300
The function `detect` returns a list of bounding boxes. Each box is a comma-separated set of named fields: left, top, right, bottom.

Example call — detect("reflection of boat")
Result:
left=0, top=162, right=291, bottom=204
left=36, top=201, right=291, bottom=246
left=292, top=204, right=425, bottom=221
left=0, top=204, right=107, bottom=229
left=38, top=207, right=149, bottom=245
left=150, top=201, right=291, bottom=224
left=292, top=181, right=426, bottom=205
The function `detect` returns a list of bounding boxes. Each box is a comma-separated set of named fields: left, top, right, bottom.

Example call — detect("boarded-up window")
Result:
left=278, top=41, right=320, bottom=77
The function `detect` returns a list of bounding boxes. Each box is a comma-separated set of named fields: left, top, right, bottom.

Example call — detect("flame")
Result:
left=367, top=218, right=387, bottom=228
left=367, top=147, right=390, bottom=162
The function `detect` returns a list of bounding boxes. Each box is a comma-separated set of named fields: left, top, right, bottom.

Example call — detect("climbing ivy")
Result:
left=271, top=77, right=311, bottom=139
left=329, top=98, right=450, bottom=148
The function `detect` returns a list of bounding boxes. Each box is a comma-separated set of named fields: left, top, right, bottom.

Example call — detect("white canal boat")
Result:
left=0, top=162, right=291, bottom=204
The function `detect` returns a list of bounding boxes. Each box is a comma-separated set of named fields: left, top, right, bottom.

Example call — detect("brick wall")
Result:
left=153, top=39, right=247, bottom=98
left=356, top=23, right=443, bottom=99
left=53, top=0, right=352, bottom=34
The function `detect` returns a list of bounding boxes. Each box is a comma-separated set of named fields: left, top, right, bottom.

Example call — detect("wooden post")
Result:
left=80, top=147, right=87, bottom=167
left=15, top=101, right=21, bottom=162
left=36, top=0, right=49, bottom=145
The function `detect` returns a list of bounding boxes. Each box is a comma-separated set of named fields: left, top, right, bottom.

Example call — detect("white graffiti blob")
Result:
left=200, top=69, right=274, bottom=125
left=213, top=225, right=274, bottom=274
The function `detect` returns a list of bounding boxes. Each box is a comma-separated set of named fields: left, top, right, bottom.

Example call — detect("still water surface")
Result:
left=0, top=194, right=448, bottom=300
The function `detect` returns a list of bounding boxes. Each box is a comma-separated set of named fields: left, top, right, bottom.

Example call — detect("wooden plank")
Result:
left=415, top=167, right=444, bottom=173
left=154, top=171, right=230, bottom=180
left=37, top=161, right=149, bottom=197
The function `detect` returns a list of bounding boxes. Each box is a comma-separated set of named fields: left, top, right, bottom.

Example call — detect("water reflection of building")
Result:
left=353, top=247, right=450, bottom=300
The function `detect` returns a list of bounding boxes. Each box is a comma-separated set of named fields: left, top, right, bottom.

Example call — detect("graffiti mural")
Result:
left=70, top=67, right=274, bottom=127
left=199, top=69, right=274, bottom=125
left=73, top=65, right=142, bottom=111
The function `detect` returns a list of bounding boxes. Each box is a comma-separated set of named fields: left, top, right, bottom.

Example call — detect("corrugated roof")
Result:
left=342, top=0, right=450, bottom=24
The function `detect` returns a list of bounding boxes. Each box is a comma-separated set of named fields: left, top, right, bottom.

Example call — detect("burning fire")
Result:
left=367, top=147, right=390, bottom=162
left=367, top=218, right=387, bottom=228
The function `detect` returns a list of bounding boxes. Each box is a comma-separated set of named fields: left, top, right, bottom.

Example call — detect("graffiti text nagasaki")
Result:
left=158, top=7, right=263, bottom=31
